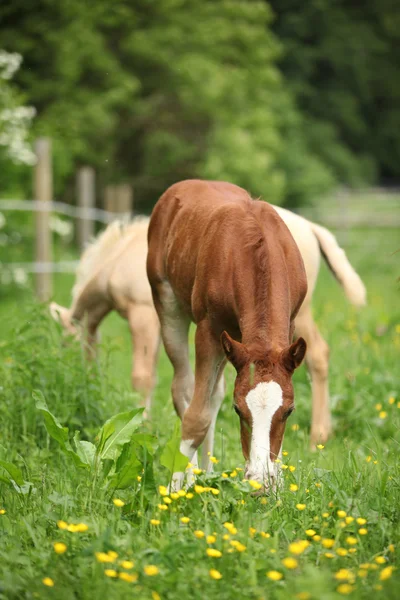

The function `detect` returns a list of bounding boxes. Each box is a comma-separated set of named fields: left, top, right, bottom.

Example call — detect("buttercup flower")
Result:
left=163, top=497, right=172, bottom=504
left=57, top=520, right=68, bottom=530
left=194, top=530, right=205, bottom=539
left=359, top=528, right=368, bottom=535
left=150, top=519, right=160, bottom=526
left=95, top=552, right=114, bottom=563
left=113, top=499, right=125, bottom=508
left=316, top=444, right=324, bottom=449
left=180, top=517, right=190, bottom=524
left=186, top=493, right=194, bottom=499
left=42, top=577, right=54, bottom=587
left=337, top=584, right=354, bottom=595
left=335, top=569, right=353, bottom=581
left=158, top=504, right=168, bottom=511
left=120, top=560, right=134, bottom=569
left=0, top=509, right=6, bottom=515
left=290, top=484, right=298, bottom=492
left=266, top=570, right=283, bottom=581
left=345, top=536, right=358, bottom=546
left=159, top=486, right=168, bottom=496
left=345, top=516, right=354, bottom=525
left=209, top=568, right=222, bottom=580
left=289, top=540, right=309, bottom=555
left=249, top=480, right=262, bottom=490
left=104, top=569, right=118, bottom=578
left=223, top=522, right=237, bottom=535
left=210, top=456, right=219, bottom=464
left=170, top=492, right=179, bottom=500
left=379, top=566, right=394, bottom=581
left=337, top=510, right=347, bottom=518
left=207, top=549, right=222, bottom=558
left=325, top=553, right=335, bottom=558
left=296, top=504, right=306, bottom=511
left=207, top=535, right=217, bottom=544
left=53, top=542, right=67, bottom=554
left=375, top=557, right=386, bottom=564
left=289, top=465, right=296, bottom=472
left=322, top=539, right=335, bottom=549
left=305, top=529, right=316, bottom=537
left=282, top=557, right=298, bottom=569
left=119, top=572, right=138, bottom=582
left=356, top=518, right=366, bottom=525
left=144, top=565, right=160, bottom=576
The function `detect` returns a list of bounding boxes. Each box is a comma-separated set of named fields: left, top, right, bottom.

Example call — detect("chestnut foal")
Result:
left=147, top=180, right=308, bottom=490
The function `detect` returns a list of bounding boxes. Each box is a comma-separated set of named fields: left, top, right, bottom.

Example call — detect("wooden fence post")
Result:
left=77, top=166, right=95, bottom=250
left=104, top=185, right=117, bottom=217
left=116, top=184, right=133, bottom=219
left=34, top=138, right=52, bottom=301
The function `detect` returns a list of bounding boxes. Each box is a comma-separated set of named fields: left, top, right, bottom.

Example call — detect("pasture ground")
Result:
left=0, top=225, right=399, bottom=600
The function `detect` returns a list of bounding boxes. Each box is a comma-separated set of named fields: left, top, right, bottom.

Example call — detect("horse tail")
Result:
left=309, top=221, right=367, bottom=307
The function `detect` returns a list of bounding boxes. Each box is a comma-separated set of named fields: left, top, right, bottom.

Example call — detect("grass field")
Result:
left=0, top=223, right=399, bottom=600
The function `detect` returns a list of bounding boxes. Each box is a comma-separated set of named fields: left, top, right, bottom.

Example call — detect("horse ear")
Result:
left=220, top=331, right=248, bottom=371
left=281, top=337, right=307, bottom=372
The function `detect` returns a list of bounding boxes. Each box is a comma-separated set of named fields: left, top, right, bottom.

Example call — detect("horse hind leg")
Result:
left=295, top=306, right=331, bottom=448
left=128, top=302, right=161, bottom=417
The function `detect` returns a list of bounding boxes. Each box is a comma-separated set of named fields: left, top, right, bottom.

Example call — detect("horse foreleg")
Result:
left=201, top=367, right=226, bottom=472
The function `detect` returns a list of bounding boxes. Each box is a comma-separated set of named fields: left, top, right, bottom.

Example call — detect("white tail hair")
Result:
left=72, top=216, right=149, bottom=300
left=309, top=221, right=367, bottom=307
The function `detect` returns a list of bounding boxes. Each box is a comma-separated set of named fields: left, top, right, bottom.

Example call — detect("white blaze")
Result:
left=245, top=381, right=283, bottom=481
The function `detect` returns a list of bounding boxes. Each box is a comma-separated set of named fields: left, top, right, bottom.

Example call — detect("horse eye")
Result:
left=283, top=407, right=295, bottom=420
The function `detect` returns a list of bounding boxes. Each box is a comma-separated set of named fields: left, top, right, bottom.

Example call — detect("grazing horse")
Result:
left=50, top=198, right=366, bottom=447
left=147, top=180, right=308, bottom=490
left=50, top=217, right=159, bottom=413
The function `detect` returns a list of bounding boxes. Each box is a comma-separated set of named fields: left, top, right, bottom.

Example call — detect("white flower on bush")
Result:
left=0, top=50, right=36, bottom=165
left=50, top=215, right=73, bottom=240
left=13, top=267, right=28, bottom=286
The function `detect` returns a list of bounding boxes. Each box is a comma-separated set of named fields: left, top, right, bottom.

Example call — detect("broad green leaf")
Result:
left=33, top=390, right=88, bottom=469
left=109, top=446, right=142, bottom=490
left=0, top=460, right=24, bottom=486
left=132, top=433, right=158, bottom=454
left=160, top=420, right=189, bottom=474
left=73, top=432, right=96, bottom=467
left=97, top=408, right=144, bottom=460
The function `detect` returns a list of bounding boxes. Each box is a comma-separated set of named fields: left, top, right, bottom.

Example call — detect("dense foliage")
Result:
left=0, top=0, right=398, bottom=208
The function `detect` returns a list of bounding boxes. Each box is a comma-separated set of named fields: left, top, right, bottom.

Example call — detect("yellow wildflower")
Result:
left=359, top=528, right=368, bottom=535
left=119, top=572, right=138, bottom=582
left=223, top=522, right=237, bottom=535
left=261, top=532, right=270, bottom=539
left=336, top=548, right=348, bottom=556
left=120, top=560, right=134, bottom=569
left=356, top=518, right=366, bottom=525
left=230, top=470, right=237, bottom=477
left=375, top=403, right=382, bottom=411
left=209, top=568, right=222, bottom=580
left=211, top=488, right=220, bottom=495
left=152, top=593, right=161, bottom=600
left=345, top=516, right=354, bottom=524
left=206, top=549, right=222, bottom=558
left=290, top=484, right=298, bottom=492
left=337, top=584, right=354, bottom=595
left=192, top=468, right=202, bottom=475
left=108, top=551, right=118, bottom=560
left=322, top=512, right=329, bottom=518
left=316, top=444, right=324, bottom=449
left=349, top=548, right=357, bottom=554
left=389, top=544, right=395, bottom=553
left=104, top=569, right=118, bottom=578
left=375, top=557, right=386, bottom=564
left=42, top=577, right=54, bottom=587
left=194, top=485, right=205, bottom=494
left=296, top=504, right=306, bottom=511
left=379, top=411, right=387, bottom=419
left=207, top=535, right=217, bottom=544
left=159, top=486, right=168, bottom=496
left=296, top=594, right=311, bottom=600
left=95, top=552, right=114, bottom=563
left=335, top=569, right=353, bottom=581
left=194, top=530, right=205, bottom=539
left=178, top=490, right=186, bottom=497
left=282, top=557, right=298, bottom=569
left=389, top=396, right=395, bottom=405
left=137, top=475, right=142, bottom=482
left=379, top=566, right=394, bottom=581
left=113, top=499, right=125, bottom=508
left=170, top=492, right=179, bottom=500
left=358, top=569, right=368, bottom=578
left=313, top=535, right=321, bottom=542
left=249, top=527, right=256, bottom=537
left=325, top=553, right=335, bottom=558
left=281, top=464, right=289, bottom=470
left=346, top=536, right=358, bottom=546
left=150, top=519, right=160, bottom=526
left=186, top=493, right=194, bottom=499
left=53, top=542, right=67, bottom=554
left=266, top=570, right=283, bottom=581
left=75, top=523, right=88, bottom=532
left=57, top=520, right=68, bottom=530
left=366, top=456, right=372, bottom=463
left=163, top=497, right=172, bottom=504
left=144, top=565, right=159, bottom=576
left=158, top=504, right=168, bottom=511
left=337, top=510, right=347, bottom=518
left=289, top=540, right=309, bottom=555
left=315, top=482, right=321, bottom=488
left=222, top=473, right=228, bottom=478
left=249, top=480, right=262, bottom=490
left=210, top=456, right=219, bottom=464
left=305, top=529, right=316, bottom=537
left=291, top=424, right=299, bottom=431
left=282, top=451, right=288, bottom=456
left=289, top=465, right=296, bottom=472
left=180, top=517, right=190, bottom=524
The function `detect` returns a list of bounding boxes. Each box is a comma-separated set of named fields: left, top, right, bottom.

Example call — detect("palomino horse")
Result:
left=50, top=199, right=366, bottom=445
left=147, top=179, right=308, bottom=490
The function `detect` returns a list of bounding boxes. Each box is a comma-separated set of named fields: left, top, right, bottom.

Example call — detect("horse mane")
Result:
left=242, top=207, right=269, bottom=277
left=72, top=216, right=150, bottom=300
